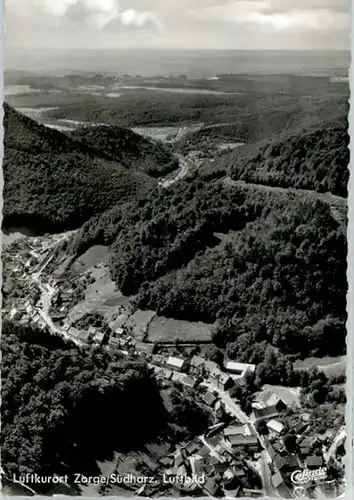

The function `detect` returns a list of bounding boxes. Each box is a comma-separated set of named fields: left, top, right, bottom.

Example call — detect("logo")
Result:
left=291, top=467, right=328, bottom=486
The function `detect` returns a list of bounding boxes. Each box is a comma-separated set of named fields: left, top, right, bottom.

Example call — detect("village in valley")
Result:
left=2, top=233, right=347, bottom=499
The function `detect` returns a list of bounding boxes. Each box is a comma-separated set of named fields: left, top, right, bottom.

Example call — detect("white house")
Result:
left=224, top=361, right=256, bottom=385
left=266, top=419, right=284, bottom=435
left=166, top=356, right=188, bottom=372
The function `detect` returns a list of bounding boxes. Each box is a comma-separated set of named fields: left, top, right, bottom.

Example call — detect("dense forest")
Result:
left=226, top=117, right=349, bottom=197
left=40, top=89, right=347, bottom=131
left=175, top=104, right=348, bottom=158
left=66, top=173, right=347, bottom=361
left=127, top=188, right=347, bottom=360
left=2, top=104, right=156, bottom=232
left=1, top=321, right=210, bottom=490
left=69, top=125, right=178, bottom=178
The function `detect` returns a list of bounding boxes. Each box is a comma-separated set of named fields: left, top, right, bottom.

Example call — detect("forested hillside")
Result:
left=63, top=114, right=348, bottom=362
left=1, top=320, right=164, bottom=482
left=227, top=117, right=349, bottom=197
left=2, top=104, right=155, bottom=232
left=175, top=97, right=348, bottom=153
left=67, top=174, right=347, bottom=362
left=70, top=125, right=178, bottom=178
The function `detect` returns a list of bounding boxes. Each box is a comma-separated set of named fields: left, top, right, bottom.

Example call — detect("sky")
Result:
left=5, top=0, right=350, bottom=51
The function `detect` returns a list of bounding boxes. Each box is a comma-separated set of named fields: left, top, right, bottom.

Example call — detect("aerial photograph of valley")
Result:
left=1, top=0, right=350, bottom=498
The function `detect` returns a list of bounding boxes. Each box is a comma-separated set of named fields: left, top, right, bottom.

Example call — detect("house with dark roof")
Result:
left=294, top=421, right=309, bottom=435
left=266, top=419, right=284, bottom=435
left=88, top=326, right=96, bottom=336
left=159, top=455, right=174, bottom=467
left=224, top=425, right=246, bottom=436
left=224, top=361, right=256, bottom=386
left=233, top=465, right=246, bottom=478
left=274, top=454, right=299, bottom=472
left=208, top=435, right=223, bottom=448
left=94, top=331, right=105, bottom=344
left=228, top=435, right=259, bottom=449
left=286, top=456, right=300, bottom=469
left=204, top=391, right=218, bottom=407
left=203, top=477, right=220, bottom=497
left=251, top=402, right=279, bottom=421
left=185, top=441, right=200, bottom=456
left=251, top=390, right=289, bottom=421
left=306, top=456, right=324, bottom=469
left=135, top=342, right=155, bottom=354
left=273, top=455, right=288, bottom=472
left=273, top=441, right=285, bottom=454
left=183, top=376, right=197, bottom=388
left=197, top=445, right=210, bottom=458
left=214, top=463, right=228, bottom=474
left=299, top=436, right=318, bottom=455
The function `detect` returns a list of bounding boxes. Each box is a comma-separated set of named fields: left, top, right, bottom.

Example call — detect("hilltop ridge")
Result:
left=69, top=125, right=178, bottom=178
left=2, top=103, right=156, bottom=233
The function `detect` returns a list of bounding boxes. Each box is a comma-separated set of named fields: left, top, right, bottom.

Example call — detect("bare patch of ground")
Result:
left=294, top=356, right=346, bottom=378
left=72, top=245, right=109, bottom=274
left=68, top=263, right=130, bottom=324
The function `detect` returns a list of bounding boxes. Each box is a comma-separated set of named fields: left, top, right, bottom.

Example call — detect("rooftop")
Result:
left=224, top=426, right=246, bottom=437
left=183, top=376, right=197, bottom=388
left=228, top=435, right=259, bottom=447
left=190, top=355, right=205, bottom=368
left=306, top=456, right=324, bottom=468
left=166, top=356, right=186, bottom=369
left=266, top=419, right=284, bottom=434
left=272, top=471, right=284, bottom=488
left=225, top=361, right=256, bottom=374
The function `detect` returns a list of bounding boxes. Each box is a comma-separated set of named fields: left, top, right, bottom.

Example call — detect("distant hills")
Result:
left=2, top=104, right=164, bottom=232
left=175, top=99, right=349, bottom=158
left=69, top=125, right=177, bottom=178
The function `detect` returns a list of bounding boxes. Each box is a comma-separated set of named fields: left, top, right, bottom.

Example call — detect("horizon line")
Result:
left=5, top=47, right=350, bottom=53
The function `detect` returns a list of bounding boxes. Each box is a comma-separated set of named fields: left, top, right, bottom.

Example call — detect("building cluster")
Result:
left=146, top=354, right=256, bottom=392
left=155, top=430, right=261, bottom=498
left=249, top=390, right=346, bottom=495
left=3, top=234, right=57, bottom=319
left=6, top=285, right=46, bottom=330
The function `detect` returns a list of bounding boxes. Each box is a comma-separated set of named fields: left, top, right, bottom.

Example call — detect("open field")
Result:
left=294, top=355, right=346, bottom=368
left=147, top=316, right=213, bottom=343
left=66, top=257, right=214, bottom=344
left=68, top=264, right=131, bottom=324
left=294, top=356, right=347, bottom=378
left=72, top=245, right=109, bottom=274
